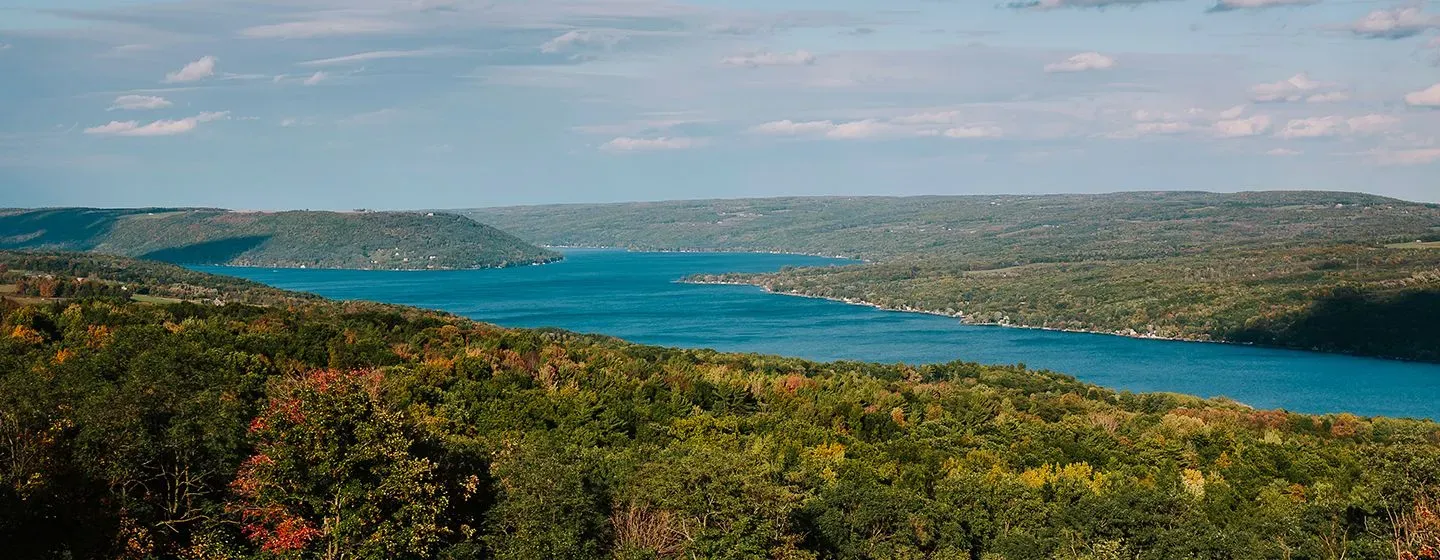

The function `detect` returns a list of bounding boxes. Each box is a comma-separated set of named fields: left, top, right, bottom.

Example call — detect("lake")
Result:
left=200, top=249, right=1440, bottom=419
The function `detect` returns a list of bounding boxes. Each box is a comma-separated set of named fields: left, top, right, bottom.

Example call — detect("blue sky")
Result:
left=2, top=0, right=1439, bottom=209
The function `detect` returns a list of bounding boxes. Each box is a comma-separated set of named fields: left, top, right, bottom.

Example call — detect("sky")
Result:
left=1, top=0, right=1439, bottom=209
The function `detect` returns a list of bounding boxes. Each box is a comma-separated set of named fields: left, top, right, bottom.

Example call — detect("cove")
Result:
left=199, top=248, right=1440, bottom=419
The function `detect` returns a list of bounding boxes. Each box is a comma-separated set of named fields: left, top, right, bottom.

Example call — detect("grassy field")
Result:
left=1387, top=241, right=1440, bottom=249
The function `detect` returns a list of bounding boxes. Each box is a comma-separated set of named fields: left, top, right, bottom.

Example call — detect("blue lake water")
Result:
left=200, top=249, right=1440, bottom=419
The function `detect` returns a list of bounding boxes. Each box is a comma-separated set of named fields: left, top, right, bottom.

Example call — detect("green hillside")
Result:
left=464, top=191, right=1440, bottom=361
left=2, top=251, right=1438, bottom=559
left=0, top=208, right=559, bottom=270
left=464, top=191, right=1440, bottom=262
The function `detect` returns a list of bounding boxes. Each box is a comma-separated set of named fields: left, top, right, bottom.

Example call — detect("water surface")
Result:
left=200, top=249, right=1440, bottom=418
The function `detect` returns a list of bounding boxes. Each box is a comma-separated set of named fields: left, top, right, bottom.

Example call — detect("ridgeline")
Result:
left=0, top=207, right=559, bottom=270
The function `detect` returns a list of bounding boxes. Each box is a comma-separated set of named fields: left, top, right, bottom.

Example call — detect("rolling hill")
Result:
left=0, top=207, right=559, bottom=270
left=463, top=191, right=1440, bottom=361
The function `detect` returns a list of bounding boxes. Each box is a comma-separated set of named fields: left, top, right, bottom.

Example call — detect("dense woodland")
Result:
left=0, top=208, right=558, bottom=270
left=3, top=252, right=1440, bottom=560
left=467, top=191, right=1440, bottom=361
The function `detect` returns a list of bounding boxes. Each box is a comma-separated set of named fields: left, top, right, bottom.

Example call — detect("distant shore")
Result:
left=544, top=244, right=867, bottom=263
left=681, top=278, right=1251, bottom=347
left=188, top=255, right=562, bottom=273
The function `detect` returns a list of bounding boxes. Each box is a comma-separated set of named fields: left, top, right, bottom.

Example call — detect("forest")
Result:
left=466, top=191, right=1440, bottom=361
left=3, top=251, right=1439, bottom=559
left=0, top=208, right=558, bottom=270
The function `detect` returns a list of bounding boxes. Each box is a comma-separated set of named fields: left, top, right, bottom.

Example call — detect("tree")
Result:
left=229, top=369, right=447, bottom=560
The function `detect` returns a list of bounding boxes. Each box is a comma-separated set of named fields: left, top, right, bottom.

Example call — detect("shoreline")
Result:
left=681, top=278, right=1432, bottom=364
left=681, top=278, right=1232, bottom=345
left=188, top=254, right=562, bottom=273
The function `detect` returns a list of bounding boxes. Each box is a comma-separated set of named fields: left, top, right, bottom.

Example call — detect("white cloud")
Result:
left=1368, top=148, right=1440, bottom=165
left=1213, top=115, right=1272, bottom=137
left=753, top=120, right=891, bottom=139
left=751, top=120, right=840, bottom=135
left=1277, top=117, right=1343, bottom=139
left=891, top=111, right=962, bottom=125
left=108, top=95, right=172, bottom=111
left=1347, top=114, right=1400, bottom=134
left=303, top=71, right=328, bottom=86
left=1210, top=0, right=1317, bottom=11
left=110, top=44, right=155, bottom=55
left=540, top=30, right=625, bottom=54
left=1133, top=108, right=1207, bottom=123
left=1405, top=83, right=1440, bottom=107
left=720, top=50, right=817, bottom=68
left=163, top=56, right=216, bottom=83
left=832, top=120, right=912, bottom=139
left=1305, top=92, right=1351, bottom=103
left=1266, top=148, right=1302, bottom=156
left=1009, top=0, right=1173, bottom=9
left=943, top=125, right=1004, bottom=138
left=240, top=18, right=408, bottom=39
left=1109, top=106, right=1231, bottom=138
left=0, top=43, right=11, bottom=51
left=600, top=136, right=701, bottom=151
left=279, top=117, right=317, bottom=127
left=1044, top=52, right=1116, bottom=73
left=751, top=117, right=967, bottom=140
left=1351, top=7, right=1440, bottom=39
left=84, top=111, right=229, bottom=137
left=1134, top=121, right=1193, bottom=135
left=298, top=48, right=458, bottom=67
left=1276, top=114, right=1397, bottom=139
left=1249, top=73, right=1347, bottom=103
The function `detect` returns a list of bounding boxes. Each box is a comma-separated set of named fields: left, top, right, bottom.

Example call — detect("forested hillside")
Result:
left=466, top=191, right=1440, bottom=361
left=0, top=208, right=559, bottom=270
left=465, top=191, right=1440, bottom=262
left=3, top=252, right=1439, bottom=560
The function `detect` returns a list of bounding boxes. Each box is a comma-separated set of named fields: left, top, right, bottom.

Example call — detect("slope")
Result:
left=0, top=207, right=560, bottom=270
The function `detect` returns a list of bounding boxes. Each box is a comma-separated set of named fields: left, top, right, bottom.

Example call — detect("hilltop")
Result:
left=465, top=191, right=1440, bottom=361
left=0, top=207, right=559, bottom=270
left=2, top=251, right=1438, bottom=559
